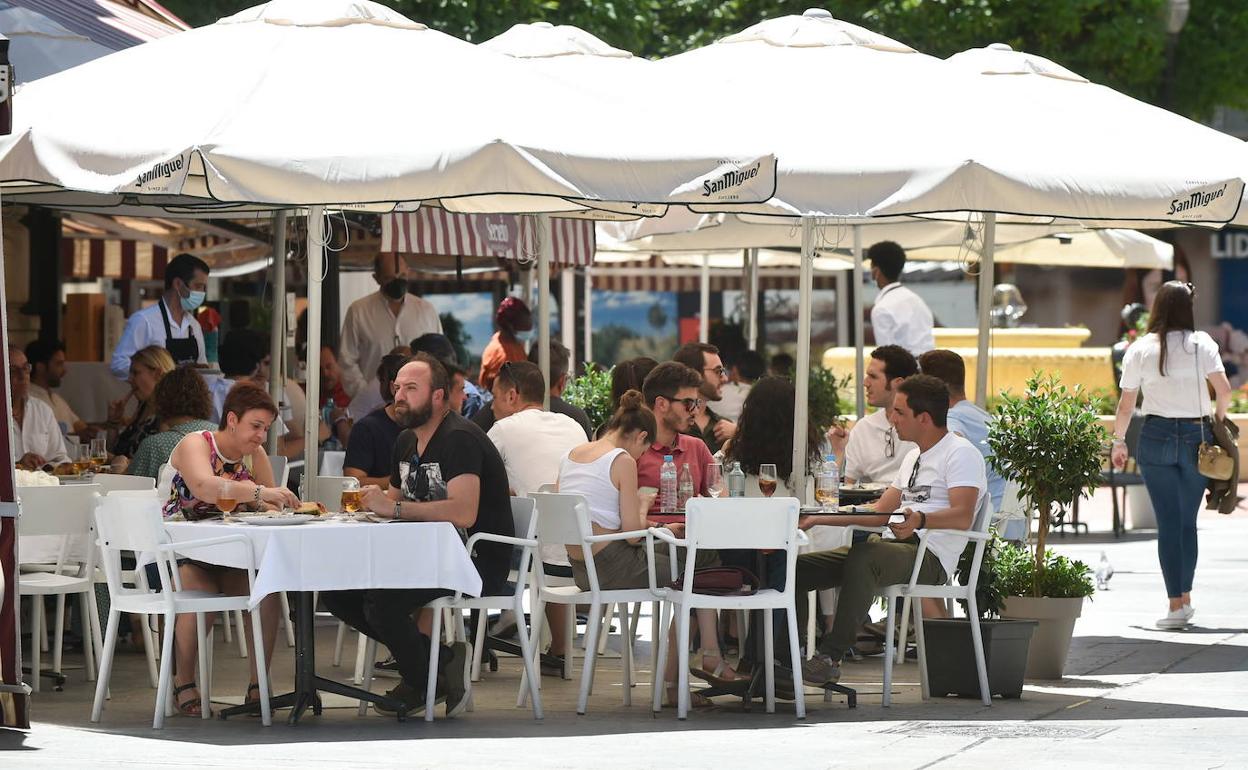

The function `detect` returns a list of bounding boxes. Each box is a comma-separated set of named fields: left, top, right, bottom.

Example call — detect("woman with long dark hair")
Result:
left=723, top=375, right=820, bottom=494
left=1113, top=281, right=1231, bottom=629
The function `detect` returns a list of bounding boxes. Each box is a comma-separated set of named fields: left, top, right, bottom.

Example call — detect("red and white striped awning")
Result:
left=382, top=209, right=595, bottom=266
left=588, top=255, right=841, bottom=292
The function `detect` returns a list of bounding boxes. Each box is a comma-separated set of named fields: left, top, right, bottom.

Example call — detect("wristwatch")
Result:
left=393, top=500, right=402, bottom=521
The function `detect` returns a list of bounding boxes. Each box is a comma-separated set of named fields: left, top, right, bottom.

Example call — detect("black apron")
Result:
left=158, top=299, right=200, bottom=366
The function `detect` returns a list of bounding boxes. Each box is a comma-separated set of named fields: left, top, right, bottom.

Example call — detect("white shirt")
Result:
left=716, top=381, right=750, bottom=423
left=871, top=283, right=935, bottom=356
left=1119, top=331, right=1223, bottom=418
left=488, top=408, right=587, bottom=566
left=11, top=397, right=70, bottom=464
left=348, top=381, right=386, bottom=420
left=890, top=432, right=987, bottom=578
left=339, top=291, right=442, bottom=398
left=843, top=408, right=916, bottom=485
left=28, top=384, right=81, bottom=434
left=109, top=298, right=206, bottom=379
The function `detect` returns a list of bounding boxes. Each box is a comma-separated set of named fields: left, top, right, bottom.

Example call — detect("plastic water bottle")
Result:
left=677, top=463, right=695, bottom=512
left=727, top=461, right=746, bottom=498
left=816, top=454, right=839, bottom=511
left=659, top=455, right=678, bottom=513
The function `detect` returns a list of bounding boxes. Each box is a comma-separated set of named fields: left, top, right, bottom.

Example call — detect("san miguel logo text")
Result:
left=702, top=162, right=762, bottom=197
left=136, top=156, right=184, bottom=187
left=1169, top=184, right=1227, bottom=215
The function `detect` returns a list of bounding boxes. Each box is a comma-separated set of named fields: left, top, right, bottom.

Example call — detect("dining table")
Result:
left=164, top=516, right=481, bottom=723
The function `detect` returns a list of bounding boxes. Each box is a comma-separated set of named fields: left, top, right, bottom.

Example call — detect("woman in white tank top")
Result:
left=557, top=390, right=744, bottom=708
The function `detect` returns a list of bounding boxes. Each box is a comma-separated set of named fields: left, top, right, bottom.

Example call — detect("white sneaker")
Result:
left=1181, top=605, right=1195, bottom=622
left=1156, top=608, right=1190, bottom=629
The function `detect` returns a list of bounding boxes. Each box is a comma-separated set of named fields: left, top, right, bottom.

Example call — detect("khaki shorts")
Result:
left=571, top=539, right=719, bottom=591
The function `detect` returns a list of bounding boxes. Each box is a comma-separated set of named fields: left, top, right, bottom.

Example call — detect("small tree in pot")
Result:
left=986, top=373, right=1106, bottom=678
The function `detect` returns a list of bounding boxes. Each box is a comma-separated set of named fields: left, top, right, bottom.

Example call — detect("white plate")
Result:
left=237, top=514, right=316, bottom=526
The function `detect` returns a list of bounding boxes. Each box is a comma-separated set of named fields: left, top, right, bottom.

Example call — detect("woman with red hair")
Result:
left=478, top=296, right=533, bottom=391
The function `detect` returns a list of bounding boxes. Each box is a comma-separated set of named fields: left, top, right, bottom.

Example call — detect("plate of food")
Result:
left=292, top=501, right=330, bottom=516
left=233, top=512, right=317, bottom=526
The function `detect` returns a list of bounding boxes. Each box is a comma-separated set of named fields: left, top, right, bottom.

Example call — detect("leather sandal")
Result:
left=664, top=681, right=715, bottom=710
left=173, top=681, right=204, bottom=717
left=689, top=650, right=748, bottom=687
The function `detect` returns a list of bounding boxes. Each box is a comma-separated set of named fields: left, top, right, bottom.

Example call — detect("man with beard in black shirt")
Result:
left=322, top=353, right=514, bottom=718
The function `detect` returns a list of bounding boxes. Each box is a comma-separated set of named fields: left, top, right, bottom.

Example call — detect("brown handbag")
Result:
left=671, top=567, right=759, bottom=596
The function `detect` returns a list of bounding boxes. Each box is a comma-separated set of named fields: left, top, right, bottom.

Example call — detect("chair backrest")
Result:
left=156, top=462, right=176, bottom=497
left=308, top=475, right=354, bottom=509
left=530, top=492, right=593, bottom=548
left=94, top=474, right=157, bottom=495
left=93, top=494, right=177, bottom=602
left=269, top=455, right=290, bottom=489
left=684, top=496, right=801, bottom=551
left=971, top=492, right=994, bottom=536
left=536, top=482, right=558, bottom=493
left=16, top=484, right=101, bottom=538
left=321, top=450, right=345, bottom=477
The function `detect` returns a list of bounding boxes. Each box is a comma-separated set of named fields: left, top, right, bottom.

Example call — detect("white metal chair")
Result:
left=93, top=474, right=156, bottom=495
left=269, top=455, right=290, bottom=490
left=351, top=496, right=546, bottom=718
left=523, top=492, right=666, bottom=715
left=881, top=494, right=995, bottom=707
left=90, top=494, right=273, bottom=728
left=651, top=496, right=808, bottom=720
left=17, top=484, right=106, bottom=693
left=321, top=450, right=346, bottom=477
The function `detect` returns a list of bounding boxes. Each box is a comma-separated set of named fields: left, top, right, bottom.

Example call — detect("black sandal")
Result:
left=173, top=681, right=204, bottom=716
left=244, top=682, right=265, bottom=716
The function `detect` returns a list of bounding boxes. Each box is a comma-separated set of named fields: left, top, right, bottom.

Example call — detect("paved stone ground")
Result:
left=4, top=486, right=1247, bottom=768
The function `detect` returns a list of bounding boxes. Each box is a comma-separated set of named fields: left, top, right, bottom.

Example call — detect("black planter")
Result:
left=921, top=618, right=1038, bottom=699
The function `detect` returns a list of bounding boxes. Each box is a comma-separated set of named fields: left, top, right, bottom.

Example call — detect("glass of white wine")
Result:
left=705, top=462, right=724, bottom=498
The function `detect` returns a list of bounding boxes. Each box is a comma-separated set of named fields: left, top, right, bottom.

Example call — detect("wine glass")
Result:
left=217, top=479, right=239, bottom=514
left=90, top=437, right=108, bottom=472
left=759, top=463, right=778, bottom=498
left=705, top=462, right=724, bottom=498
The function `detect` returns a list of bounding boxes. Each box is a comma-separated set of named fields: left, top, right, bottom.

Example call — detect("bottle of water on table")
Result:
left=727, top=461, right=746, bottom=498
left=659, top=455, right=678, bottom=513
left=816, top=454, right=839, bottom=511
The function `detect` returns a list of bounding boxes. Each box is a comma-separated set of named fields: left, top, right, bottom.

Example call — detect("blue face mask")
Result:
left=515, top=329, right=535, bottom=342
left=180, top=287, right=206, bottom=311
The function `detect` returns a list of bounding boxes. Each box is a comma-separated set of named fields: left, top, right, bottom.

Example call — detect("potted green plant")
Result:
left=922, top=533, right=1039, bottom=699
left=987, top=373, right=1106, bottom=678
left=562, top=363, right=614, bottom=431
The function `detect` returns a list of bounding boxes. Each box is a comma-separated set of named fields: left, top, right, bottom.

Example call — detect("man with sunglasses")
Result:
left=636, top=362, right=714, bottom=513
left=791, top=374, right=987, bottom=687
left=8, top=346, right=70, bottom=470
left=671, top=342, right=736, bottom=455
left=829, top=345, right=919, bottom=486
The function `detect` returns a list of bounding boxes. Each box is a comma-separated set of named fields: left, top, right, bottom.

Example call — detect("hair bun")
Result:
left=618, top=389, right=644, bottom=410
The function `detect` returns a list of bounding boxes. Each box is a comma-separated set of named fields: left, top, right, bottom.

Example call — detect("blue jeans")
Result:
left=1137, top=417, right=1207, bottom=598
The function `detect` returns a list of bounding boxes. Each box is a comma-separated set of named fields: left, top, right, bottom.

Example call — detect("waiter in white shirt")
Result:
left=8, top=347, right=70, bottom=469
left=110, top=253, right=209, bottom=379
left=868, top=241, right=935, bottom=356
left=338, top=253, right=442, bottom=398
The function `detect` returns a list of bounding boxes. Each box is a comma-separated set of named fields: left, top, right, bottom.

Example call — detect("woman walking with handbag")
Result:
left=1112, top=281, right=1231, bottom=629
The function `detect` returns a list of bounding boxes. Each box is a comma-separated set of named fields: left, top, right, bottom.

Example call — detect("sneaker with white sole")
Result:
left=1181, top=605, right=1195, bottom=622
left=1156, top=608, right=1190, bottom=629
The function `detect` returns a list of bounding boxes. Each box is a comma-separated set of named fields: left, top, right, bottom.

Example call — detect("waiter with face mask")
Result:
left=338, top=252, right=443, bottom=398
left=110, top=252, right=211, bottom=379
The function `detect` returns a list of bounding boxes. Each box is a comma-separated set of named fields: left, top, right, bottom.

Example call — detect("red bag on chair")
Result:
left=671, top=567, right=759, bottom=596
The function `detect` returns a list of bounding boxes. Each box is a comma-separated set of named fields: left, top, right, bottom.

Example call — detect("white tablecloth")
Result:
left=164, top=519, right=482, bottom=607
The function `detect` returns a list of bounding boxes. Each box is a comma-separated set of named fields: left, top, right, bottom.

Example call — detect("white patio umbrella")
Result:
left=656, top=10, right=1245, bottom=496
left=907, top=228, right=1173, bottom=270
left=0, top=0, right=781, bottom=483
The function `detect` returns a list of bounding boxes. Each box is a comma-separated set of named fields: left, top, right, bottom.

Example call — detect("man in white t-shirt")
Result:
left=829, top=345, right=919, bottom=484
left=868, top=241, right=935, bottom=356
left=486, top=360, right=585, bottom=667
left=792, top=374, right=987, bottom=686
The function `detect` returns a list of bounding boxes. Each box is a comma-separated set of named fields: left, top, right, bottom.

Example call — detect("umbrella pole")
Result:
left=583, top=266, right=593, bottom=366
left=747, top=248, right=760, bottom=349
left=302, top=206, right=325, bottom=491
left=975, top=213, right=996, bottom=407
left=792, top=217, right=815, bottom=501
left=835, top=268, right=849, bottom=348
left=267, top=211, right=287, bottom=457
left=699, top=253, right=710, bottom=343
left=561, top=266, right=576, bottom=374
left=537, top=214, right=552, bottom=410
left=853, top=225, right=865, bottom=419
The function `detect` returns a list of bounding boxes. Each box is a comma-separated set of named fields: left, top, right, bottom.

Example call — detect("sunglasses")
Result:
left=662, top=395, right=703, bottom=412
left=703, top=365, right=728, bottom=378
left=884, top=425, right=896, bottom=458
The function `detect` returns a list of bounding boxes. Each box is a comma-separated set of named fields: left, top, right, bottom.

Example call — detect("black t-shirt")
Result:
left=344, top=407, right=403, bottom=479
left=471, top=395, right=593, bottom=440
left=389, top=412, right=514, bottom=595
